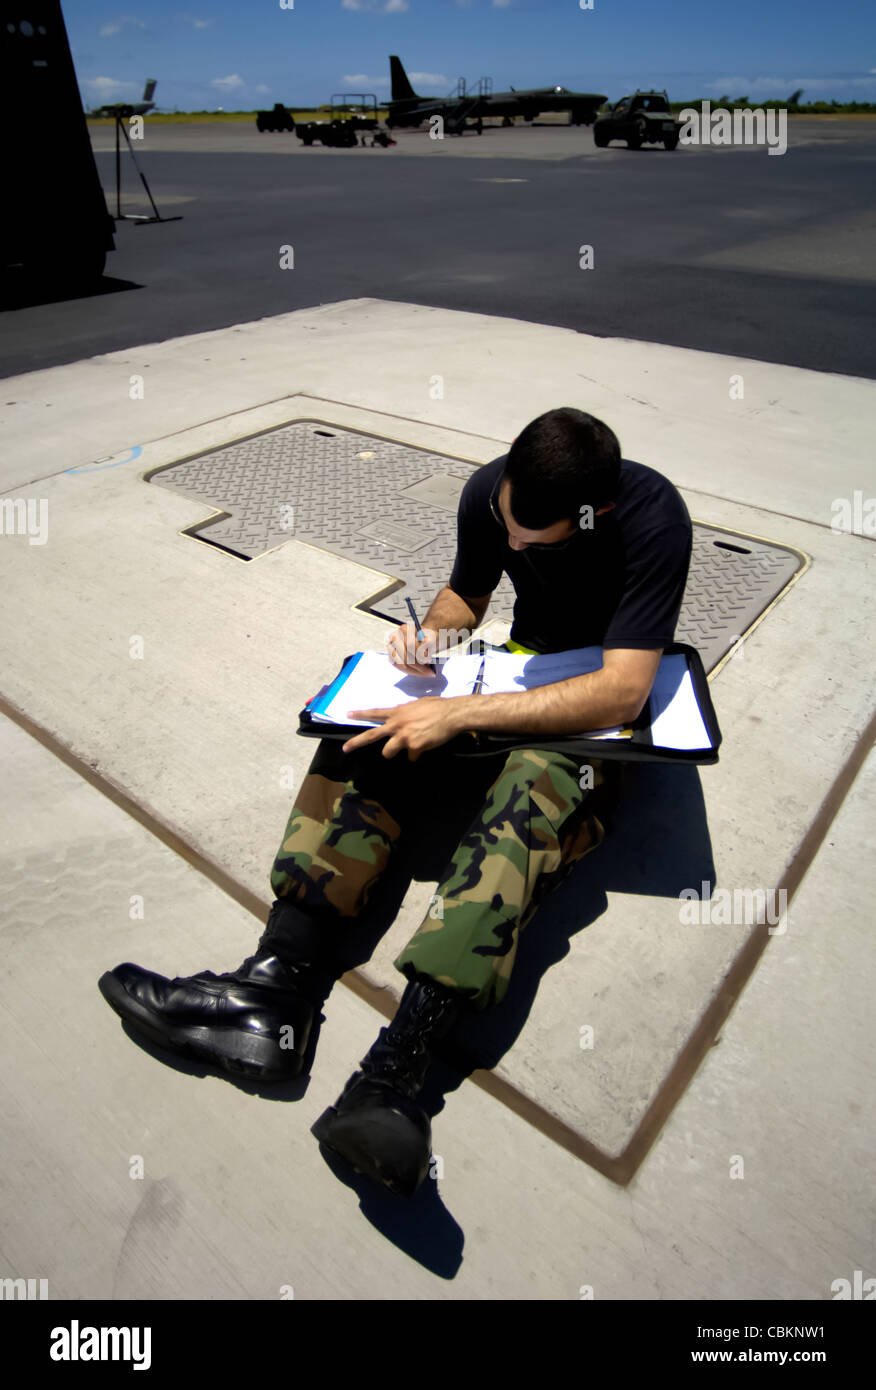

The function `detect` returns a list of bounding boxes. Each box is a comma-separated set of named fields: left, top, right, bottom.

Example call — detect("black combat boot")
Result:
left=311, top=976, right=466, bottom=1197
left=98, top=900, right=338, bottom=1081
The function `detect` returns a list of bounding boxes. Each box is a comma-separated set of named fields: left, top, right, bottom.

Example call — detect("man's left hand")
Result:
left=342, top=698, right=467, bottom=760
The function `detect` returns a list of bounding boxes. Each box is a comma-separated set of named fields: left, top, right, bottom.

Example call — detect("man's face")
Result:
left=496, top=478, right=614, bottom=551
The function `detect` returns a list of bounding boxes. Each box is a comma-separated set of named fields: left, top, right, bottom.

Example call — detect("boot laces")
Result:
left=361, top=1034, right=423, bottom=1092
left=398, top=983, right=455, bottom=1031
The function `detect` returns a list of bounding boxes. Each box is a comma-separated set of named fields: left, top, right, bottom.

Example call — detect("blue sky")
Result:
left=67, top=0, right=876, bottom=111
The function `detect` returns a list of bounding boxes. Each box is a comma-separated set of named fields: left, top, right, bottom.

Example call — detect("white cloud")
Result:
left=342, top=73, right=391, bottom=87
left=210, top=74, right=245, bottom=90
left=342, top=67, right=447, bottom=90
left=342, top=0, right=409, bottom=10
left=99, top=15, right=147, bottom=37
left=493, top=0, right=513, bottom=7
left=85, top=75, right=138, bottom=96
left=178, top=14, right=212, bottom=28
left=255, top=84, right=270, bottom=94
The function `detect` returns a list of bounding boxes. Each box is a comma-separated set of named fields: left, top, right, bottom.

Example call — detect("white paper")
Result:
left=311, top=651, right=484, bottom=727
left=311, top=646, right=620, bottom=734
left=310, top=646, right=712, bottom=750
left=647, top=655, right=711, bottom=750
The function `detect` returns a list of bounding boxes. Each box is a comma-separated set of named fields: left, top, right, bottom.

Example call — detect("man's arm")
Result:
left=451, top=647, right=662, bottom=735
left=423, top=584, right=492, bottom=635
left=343, top=647, right=662, bottom=758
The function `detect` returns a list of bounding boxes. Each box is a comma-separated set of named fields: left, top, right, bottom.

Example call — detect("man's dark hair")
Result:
left=503, top=408, right=621, bottom=530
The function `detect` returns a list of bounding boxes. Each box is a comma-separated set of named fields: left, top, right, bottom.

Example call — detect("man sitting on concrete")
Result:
left=99, top=406, right=692, bottom=1198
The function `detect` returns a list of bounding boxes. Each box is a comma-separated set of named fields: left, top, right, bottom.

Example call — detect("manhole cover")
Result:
left=146, top=419, right=804, bottom=672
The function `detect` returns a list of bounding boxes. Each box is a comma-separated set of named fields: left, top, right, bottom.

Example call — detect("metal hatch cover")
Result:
left=145, top=418, right=806, bottom=673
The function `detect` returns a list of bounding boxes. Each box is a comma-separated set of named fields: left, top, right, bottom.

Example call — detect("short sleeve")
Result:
left=448, top=468, right=505, bottom=599
left=602, top=521, right=692, bottom=650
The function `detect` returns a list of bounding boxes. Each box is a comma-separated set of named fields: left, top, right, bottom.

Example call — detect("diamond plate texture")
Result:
left=147, top=419, right=803, bottom=672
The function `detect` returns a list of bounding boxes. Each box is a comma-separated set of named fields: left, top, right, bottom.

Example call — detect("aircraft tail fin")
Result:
left=389, top=55, right=418, bottom=102
left=143, top=78, right=157, bottom=103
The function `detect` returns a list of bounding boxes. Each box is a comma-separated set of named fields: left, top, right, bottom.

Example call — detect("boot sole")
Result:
left=98, top=971, right=306, bottom=1081
left=311, top=1104, right=430, bottom=1197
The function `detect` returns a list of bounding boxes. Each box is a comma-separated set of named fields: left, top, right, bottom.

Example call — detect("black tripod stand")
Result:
left=112, top=110, right=182, bottom=225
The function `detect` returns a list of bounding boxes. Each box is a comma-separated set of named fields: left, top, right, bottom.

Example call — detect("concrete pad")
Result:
left=0, top=701, right=872, bottom=1298
left=2, top=299, right=874, bottom=524
left=1, top=300, right=874, bottom=1178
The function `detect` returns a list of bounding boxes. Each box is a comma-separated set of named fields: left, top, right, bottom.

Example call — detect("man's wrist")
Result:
left=450, top=694, right=481, bottom=734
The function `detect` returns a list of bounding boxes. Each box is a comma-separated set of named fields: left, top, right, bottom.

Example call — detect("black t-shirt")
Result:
left=448, top=454, right=692, bottom=653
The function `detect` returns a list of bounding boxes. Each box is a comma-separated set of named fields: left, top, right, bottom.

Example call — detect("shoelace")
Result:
left=362, top=1044, right=423, bottom=1091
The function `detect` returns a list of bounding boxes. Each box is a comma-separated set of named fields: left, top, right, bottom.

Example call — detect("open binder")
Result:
left=297, top=641, right=721, bottom=765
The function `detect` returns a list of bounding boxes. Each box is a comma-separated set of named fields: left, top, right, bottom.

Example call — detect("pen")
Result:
left=463, top=656, right=487, bottom=743
left=404, top=596, right=436, bottom=675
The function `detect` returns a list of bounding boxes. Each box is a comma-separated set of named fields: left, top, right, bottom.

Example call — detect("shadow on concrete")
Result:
left=0, top=272, right=141, bottom=311
left=312, top=1143, right=466, bottom=1276
left=341, top=757, right=715, bottom=1078
left=115, top=1017, right=316, bottom=1101
left=115, top=1009, right=467, bottom=1276
left=101, top=743, right=712, bottom=1272
left=302, top=754, right=713, bottom=1266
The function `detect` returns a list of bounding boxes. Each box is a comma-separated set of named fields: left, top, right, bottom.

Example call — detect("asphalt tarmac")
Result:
left=2, top=118, right=874, bottom=379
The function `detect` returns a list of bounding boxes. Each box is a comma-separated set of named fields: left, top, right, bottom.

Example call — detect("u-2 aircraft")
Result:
left=386, top=55, right=606, bottom=131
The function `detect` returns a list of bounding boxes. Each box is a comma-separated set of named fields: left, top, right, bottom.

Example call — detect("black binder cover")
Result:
left=297, top=641, right=721, bottom=765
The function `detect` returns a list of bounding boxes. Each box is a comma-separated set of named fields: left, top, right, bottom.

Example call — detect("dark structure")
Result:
left=296, top=96, right=396, bottom=148
left=386, top=53, right=606, bottom=130
left=296, top=118, right=359, bottom=148
left=593, top=90, right=680, bottom=150
left=98, top=77, right=158, bottom=118
left=1, top=3, right=115, bottom=285
left=255, top=102, right=296, bottom=132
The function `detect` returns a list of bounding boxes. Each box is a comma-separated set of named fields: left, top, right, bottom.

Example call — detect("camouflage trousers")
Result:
left=268, top=732, right=621, bottom=1012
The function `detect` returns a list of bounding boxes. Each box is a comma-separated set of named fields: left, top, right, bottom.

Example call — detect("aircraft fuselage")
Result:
left=388, top=89, right=606, bottom=127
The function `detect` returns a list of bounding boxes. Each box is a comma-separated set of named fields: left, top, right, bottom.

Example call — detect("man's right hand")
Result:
left=386, top=622, right=440, bottom=677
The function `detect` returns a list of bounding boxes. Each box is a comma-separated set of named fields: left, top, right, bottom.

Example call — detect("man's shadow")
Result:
left=323, top=753, right=716, bottom=1115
